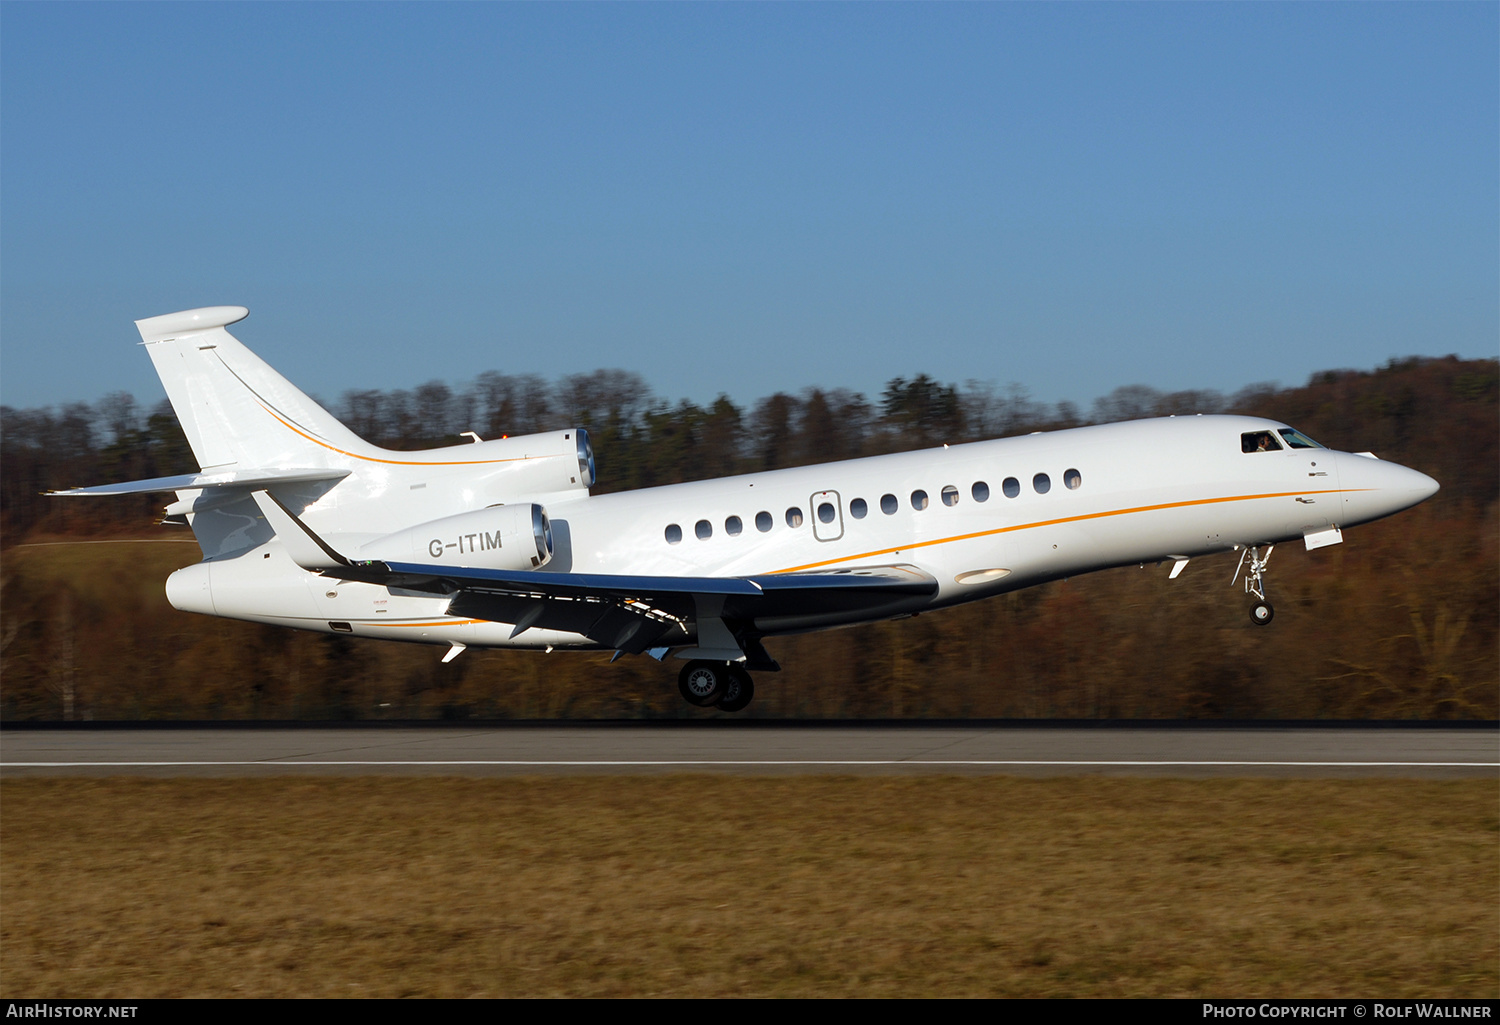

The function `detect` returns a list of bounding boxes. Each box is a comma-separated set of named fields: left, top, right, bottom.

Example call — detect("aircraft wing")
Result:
left=362, top=559, right=939, bottom=659
left=248, top=488, right=936, bottom=663
left=379, top=559, right=937, bottom=614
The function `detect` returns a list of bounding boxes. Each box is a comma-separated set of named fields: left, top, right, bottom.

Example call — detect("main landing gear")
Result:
left=678, top=660, right=756, bottom=712
left=1233, top=544, right=1276, bottom=626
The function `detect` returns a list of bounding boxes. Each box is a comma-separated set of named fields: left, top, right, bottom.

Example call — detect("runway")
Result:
left=2, top=723, right=1495, bottom=778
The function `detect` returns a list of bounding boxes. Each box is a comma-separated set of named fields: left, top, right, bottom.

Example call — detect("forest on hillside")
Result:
left=2, top=354, right=1495, bottom=720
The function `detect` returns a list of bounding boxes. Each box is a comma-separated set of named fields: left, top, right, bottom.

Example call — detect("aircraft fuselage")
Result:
left=165, top=413, right=1437, bottom=650
left=55, top=307, right=1440, bottom=709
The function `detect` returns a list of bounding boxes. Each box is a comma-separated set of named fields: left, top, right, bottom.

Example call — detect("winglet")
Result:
left=250, top=491, right=350, bottom=572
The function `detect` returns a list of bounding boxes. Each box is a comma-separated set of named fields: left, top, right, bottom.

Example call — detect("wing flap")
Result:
left=445, top=590, right=681, bottom=653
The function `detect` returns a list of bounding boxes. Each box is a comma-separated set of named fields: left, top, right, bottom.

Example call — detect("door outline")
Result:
left=810, top=490, right=844, bottom=542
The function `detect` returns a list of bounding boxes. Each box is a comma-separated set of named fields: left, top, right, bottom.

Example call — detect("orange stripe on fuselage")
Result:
left=770, top=488, right=1363, bottom=574
left=259, top=401, right=547, bottom=468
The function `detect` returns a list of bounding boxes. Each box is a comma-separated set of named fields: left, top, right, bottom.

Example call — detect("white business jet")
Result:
left=55, top=306, right=1440, bottom=712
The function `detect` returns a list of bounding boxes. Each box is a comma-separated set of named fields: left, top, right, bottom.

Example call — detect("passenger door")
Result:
left=809, top=490, right=844, bottom=542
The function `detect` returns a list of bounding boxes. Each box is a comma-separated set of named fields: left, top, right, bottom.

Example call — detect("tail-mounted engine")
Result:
left=358, top=503, right=554, bottom=571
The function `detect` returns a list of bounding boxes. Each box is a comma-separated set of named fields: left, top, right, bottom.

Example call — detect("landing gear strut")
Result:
left=1234, top=544, right=1276, bottom=626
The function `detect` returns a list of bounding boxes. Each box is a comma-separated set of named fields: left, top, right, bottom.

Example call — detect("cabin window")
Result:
left=817, top=502, right=836, bottom=524
left=941, top=485, right=960, bottom=507
left=972, top=481, right=990, bottom=502
left=1241, top=431, right=1283, bottom=453
left=786, top=507, right=804, bottom=528
left=665, top=524, right=683, bottom=544
left=911, top=490, right=929, bottom=511
left=1002, top=477, right=1020, bottom=498
left=695, top=519, right=712, bottom=540
left=1064, top=468, right=1082, bottom=490
left=880, top=493, right=898, bottom=515
left=1033, top=473, right=1051, bottom=494
left=755, top=511, right=773, bottom=532
left=725, top=515, right=743, bottom=536
left=850, top=497, right=868, bottom=519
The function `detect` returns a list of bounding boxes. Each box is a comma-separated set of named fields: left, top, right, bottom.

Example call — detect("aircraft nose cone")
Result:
left=1336, top=453, right=1439, bottom=525
left=1411, top=468, right=1440, bottom=502
left=1384, top=461, right=1440, bottom=505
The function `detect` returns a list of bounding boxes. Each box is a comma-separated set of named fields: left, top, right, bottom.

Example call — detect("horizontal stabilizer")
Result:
left=51, top=467, right=350, bottom=497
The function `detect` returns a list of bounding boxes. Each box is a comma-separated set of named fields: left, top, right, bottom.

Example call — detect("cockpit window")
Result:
left=1277, top=428, right=1323, bottom=450
left=1241, top=431, right=1283, bottom=453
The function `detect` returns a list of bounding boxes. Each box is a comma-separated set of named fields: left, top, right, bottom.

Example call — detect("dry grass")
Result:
left=2, top=776, right=1495, bottom=997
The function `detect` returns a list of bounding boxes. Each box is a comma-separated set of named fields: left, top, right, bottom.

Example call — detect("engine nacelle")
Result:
left=358, top=503, right=554, bottom=570
left=437, top=427, right=595, bottom=499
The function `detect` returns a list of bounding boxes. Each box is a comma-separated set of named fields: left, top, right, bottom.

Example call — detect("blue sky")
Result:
left=2, top=2, right=1495, bottom=415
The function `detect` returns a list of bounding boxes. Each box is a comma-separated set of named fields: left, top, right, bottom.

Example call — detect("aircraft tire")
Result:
left=1249, top=600, right=1274, bottom=626
left=716, top=667, right=755, bottom=713
left=678, top=660, right=729, bottom=707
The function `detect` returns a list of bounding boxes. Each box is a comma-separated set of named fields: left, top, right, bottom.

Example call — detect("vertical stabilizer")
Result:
left=136, top=306, right=375, bottom=471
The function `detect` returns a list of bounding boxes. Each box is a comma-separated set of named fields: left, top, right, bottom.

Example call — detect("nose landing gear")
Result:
left=1234, top=544, right=1276, bottom=626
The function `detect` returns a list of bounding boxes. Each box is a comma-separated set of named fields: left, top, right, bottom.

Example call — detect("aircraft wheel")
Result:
left=678, top=660, right=729, bottom=707
left=716, top=666, right=755, bottom=713
left=1249, top=600, right=1274, bottom=626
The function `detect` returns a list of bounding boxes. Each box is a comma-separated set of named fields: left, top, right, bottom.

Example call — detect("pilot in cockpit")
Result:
left=1242, top=431, right=1283, bottom=453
